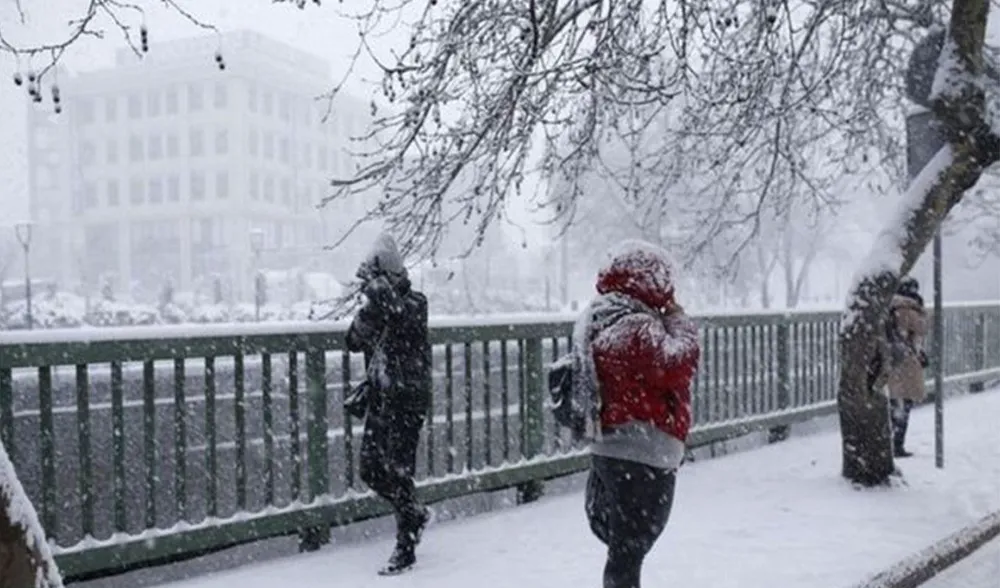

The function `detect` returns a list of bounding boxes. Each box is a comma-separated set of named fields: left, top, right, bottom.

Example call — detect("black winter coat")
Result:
left=346, top=277, right=432, bottom=415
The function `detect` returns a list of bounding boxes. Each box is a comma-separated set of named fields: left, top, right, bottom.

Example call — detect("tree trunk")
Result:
left=839, top=142, right=992, bottom=486
left=838, top=0, right=997, bottom=487
left=838, top=273, right=896, bottom=486
left=0, top=442, right=63, bottom=588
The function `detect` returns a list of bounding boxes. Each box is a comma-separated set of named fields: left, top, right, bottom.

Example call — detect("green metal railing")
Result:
left=0, top=302, right=998, bottom=581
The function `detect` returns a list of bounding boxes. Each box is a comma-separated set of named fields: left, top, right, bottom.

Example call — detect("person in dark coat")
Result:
left=346, top=233, right=432, bottom=575
left=572, top=240, right=701, bottom=588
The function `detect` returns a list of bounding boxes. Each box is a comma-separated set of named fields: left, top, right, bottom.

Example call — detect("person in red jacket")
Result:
left=572, top=240, right=700, bottom=588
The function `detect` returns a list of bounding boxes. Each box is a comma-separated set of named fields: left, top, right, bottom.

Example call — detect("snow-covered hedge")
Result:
left=0, top=288, right=555, bottom=331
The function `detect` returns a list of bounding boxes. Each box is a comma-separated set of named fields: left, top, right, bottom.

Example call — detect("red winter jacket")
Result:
left=590, top=249, right=700, bottom=443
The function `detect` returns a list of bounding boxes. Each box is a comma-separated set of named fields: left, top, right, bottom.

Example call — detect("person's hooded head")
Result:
left=357, top=232, right=408, bottom=283
left=898, top=276, right=920, bottom=297
left=595, top=239, right=680, bottom=315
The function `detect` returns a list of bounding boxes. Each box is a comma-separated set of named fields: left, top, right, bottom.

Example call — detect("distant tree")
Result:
left=99, top=276, right=115, bottom=303
left=158, top=279, right=175, bottom=309
left=209, top=275, right=223, bottom=305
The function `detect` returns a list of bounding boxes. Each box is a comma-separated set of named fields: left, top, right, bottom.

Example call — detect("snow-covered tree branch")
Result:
left=312, top=0, right=952, bottom=261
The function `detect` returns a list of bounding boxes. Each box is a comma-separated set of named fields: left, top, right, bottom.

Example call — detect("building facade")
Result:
left=26, top=30, right=368, bottom=302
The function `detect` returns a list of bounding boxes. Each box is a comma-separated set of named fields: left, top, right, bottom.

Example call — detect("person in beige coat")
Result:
left=885, top=277, right=929, bottom=458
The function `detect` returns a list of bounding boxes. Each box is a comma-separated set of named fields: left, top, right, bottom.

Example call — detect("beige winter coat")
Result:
left=886, top=295, right=928, bottom=402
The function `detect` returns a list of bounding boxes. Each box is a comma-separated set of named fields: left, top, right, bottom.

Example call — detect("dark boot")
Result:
left=379, top=542, right=416, bottom=576
left=891, top=399, right=913, bottom=458
left=378, top=506, right=429, bottom=576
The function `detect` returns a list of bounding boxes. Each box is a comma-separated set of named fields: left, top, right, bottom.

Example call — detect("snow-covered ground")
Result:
left=920, top=537, right=1000, bottom=588
left=154, top=389, right=1000, bottom=588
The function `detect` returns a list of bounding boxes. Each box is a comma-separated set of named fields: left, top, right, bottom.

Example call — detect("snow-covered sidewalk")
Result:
left=161, top=389, right=1000, bottom=588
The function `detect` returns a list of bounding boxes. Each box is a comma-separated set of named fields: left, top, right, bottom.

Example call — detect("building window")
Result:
left=248, top=129, right=258, bottom=156
left=263, top=175, right=274, bottom=202
left=303, top=143, right=312, bottom=168
left=148, top=134, right=163, bottom=160
left=79, top=141, right=96, bottom=165
left=128, top=93, right=142, bottom=119
left=281, top=177, right=291, bottom=205
left=301, top=98, right=313, bottom=126
left=302, top=184, right=313, bottom=211
left=263, top=132, right=274, bottom=160
left=76, top=97, right=95, bottom=124
left=279, top=137, right=290, bottom=164
left=190, top=171, right=205, bottom=200
left=188, top=83, right=203, bottom=111
left=279, top=94, right=290, bottom=122
left=147, top=91, right=161, bottom=117
left=149, top=177, right=164, bottom=203
left=166, top=88, right=179, bottom=115
left=189, top=129, right=204, bottom=156
left=106, top=139, right=118, bottom=164
left=83, top=181, right=98, bottom=208
left=216, top=172, right=229, bottom=199
left=166, top=134, right=179, bottom=158
left=129, top=135, right=144, bottom=162
left=214, top=82, right=228, bottom=108
left=318, top=146, right=328, bottom=171
left=262, top=90, right=273, bottom=116
left=249, top=172, right=259, bottom=200
left=195, top=218, right=214, bottom=247
left=215, top=129, right=229, bottom=155
left=167, top=174, right=180, bottom=201
left=107, top=179, right=120, bottom=206
left=129, top=177, right=145, bottom=204
left=104, top=97, right=117, bottom=122
left=248, top=82, right=258, bottom=113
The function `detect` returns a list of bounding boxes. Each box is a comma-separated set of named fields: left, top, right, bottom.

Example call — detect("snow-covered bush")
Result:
left=85, top=299, right=160, bottom=327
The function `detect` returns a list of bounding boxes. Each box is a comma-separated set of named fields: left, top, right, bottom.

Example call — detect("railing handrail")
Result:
left=2, top=300, right=996, bottom=348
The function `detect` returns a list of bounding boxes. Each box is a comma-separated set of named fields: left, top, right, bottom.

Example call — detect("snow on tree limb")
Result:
left=313, top=0, right=960, bottom=262
left=842, top=143, right=955, bottom=333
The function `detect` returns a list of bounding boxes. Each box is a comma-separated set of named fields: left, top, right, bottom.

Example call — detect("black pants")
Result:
left=360, top=407, right=425, bottom=540
left=890, top=398, right=914, bottom=450
left=586, top=455, right=676, bottom=588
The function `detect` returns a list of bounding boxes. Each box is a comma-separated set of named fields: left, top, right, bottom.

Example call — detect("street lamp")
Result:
left=250, top=228, right=264, bottom=322
left=905, top=30, right=948, bottom=469
left=14, top=221, right=34, bottom=330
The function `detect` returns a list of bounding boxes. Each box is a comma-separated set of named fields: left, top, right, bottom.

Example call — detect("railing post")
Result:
left=517, top=337, right=545, bottom=504
left=768, top=319, right=791, bottom=443
left=299, top=346, right=330, bottom=552
left=970, top=313, right=986, bottom=393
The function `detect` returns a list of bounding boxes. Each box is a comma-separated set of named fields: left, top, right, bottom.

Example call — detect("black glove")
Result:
left=361, top=275, right=394, bottom=306
left=919, top=350, right=929, bottom=368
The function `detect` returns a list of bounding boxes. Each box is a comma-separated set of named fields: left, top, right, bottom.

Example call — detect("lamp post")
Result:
left=904, top=30, right=948, bottom=469
left=14, top=221, right=34, bottom=330
left=250, top=228, right=264, bottom=322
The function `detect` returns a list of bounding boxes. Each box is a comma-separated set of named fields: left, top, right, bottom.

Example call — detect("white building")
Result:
left=27, top=30, right=369, bottom=302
